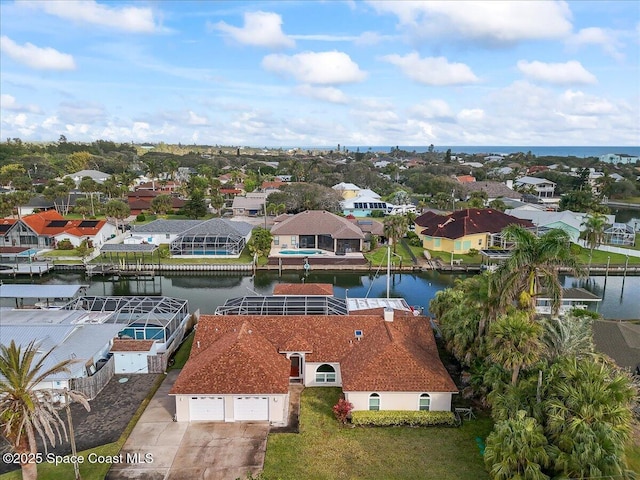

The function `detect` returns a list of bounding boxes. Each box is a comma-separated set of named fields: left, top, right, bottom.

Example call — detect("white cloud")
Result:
left=382, top=53, right=478, bottom=86
left=262, top=51, right=367, bottom=85
left=23, top=0, right=163, bottom=33
left=566, top=27, right=624, bottom=61
left=560, top=90, right=616, bottom=115
left=58, top=101, right=106, bottom=124
left=0, top=36, right=75, bottom=70
left=214, top=11, right=294, bottom=48
left=369, top=0, right=572, bottom=44
left=409, top=99, right=454, bottom=120
left=0, top=94, right=42, bottom=113
left=517, top=60, right=597, bottom=85
left=188, top=111, right=209, bottom=126
left=294, top=85, right=349, bottom=104
left=457, top=108, right=485, bottom=122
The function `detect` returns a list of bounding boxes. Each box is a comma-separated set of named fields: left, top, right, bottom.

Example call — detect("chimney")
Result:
left=506, top=180, right=513, bottom=189
left=384, top=307, right=394, bottom=322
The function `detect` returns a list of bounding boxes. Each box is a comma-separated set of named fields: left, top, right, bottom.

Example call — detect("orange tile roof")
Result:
left=171, top=314, right=457, bottom=395
left=111, top=339, right=155, bottom=352
left=20, top=211, right=109, bottom=237
left=273, top=283, right=334, bottom=296
left=456, top=175, right=476, bottom=183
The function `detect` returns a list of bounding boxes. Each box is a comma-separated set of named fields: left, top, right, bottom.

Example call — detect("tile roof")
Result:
left=273, top=283, right=334, bottom=296
left=455, top=175, right=476, bottom=183
left=416, top=208, right=533, bottom=239
left=271, top=210, right=364, bottom=239
left=170, top=321, right=291, bottom=395
left=132, top=218, right=253, bottom=237
left=463, top=181, right=522, bottom=200
left=20, top=211, right=108, bottom=236
left=171, top=313, right=457, bottom=395
left=110, top=339, right=155, bottom=352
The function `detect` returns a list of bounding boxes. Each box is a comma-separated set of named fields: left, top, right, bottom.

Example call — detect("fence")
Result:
left=69, top=355, right=114, bottom=400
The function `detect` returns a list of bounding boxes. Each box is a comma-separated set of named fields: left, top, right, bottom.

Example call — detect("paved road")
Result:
left=107, top=370, right=270, bottom=480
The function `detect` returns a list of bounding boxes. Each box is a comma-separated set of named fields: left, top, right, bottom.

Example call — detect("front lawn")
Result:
left=262, top=388, right=492, bottom=480
left=364, top=245, right=421, bottom=267
left=427, top=250, right=482, bottom=265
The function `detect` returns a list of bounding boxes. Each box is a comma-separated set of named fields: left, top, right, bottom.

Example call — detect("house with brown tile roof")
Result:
left=169, top=311, right=457, bottom=424
left=270, top=210, right=364, bottom=254
left=414, top=208, right=533, bottom=254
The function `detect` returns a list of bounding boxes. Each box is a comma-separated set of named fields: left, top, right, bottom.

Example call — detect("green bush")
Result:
left=351, top=410, right=457, bottom=427
left=406, top=231, right=422, bottom=247
left=371, top=210, right=385, bottom=218
left=56, top=239, right=74, bottom=250
left=136, top=213, right=146, bottom=222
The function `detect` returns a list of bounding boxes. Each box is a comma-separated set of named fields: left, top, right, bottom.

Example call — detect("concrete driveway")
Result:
left=107, top=370, right=270, bottom=480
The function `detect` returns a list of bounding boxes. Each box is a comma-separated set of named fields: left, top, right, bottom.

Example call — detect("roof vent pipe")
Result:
left=384, top=307, right=394, bottom=322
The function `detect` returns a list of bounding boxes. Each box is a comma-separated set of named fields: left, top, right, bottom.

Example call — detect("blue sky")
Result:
left=1, top=0, right=638, bottom=147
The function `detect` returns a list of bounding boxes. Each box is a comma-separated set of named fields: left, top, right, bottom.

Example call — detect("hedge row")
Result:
left=351, top=410, right=457, bottom=427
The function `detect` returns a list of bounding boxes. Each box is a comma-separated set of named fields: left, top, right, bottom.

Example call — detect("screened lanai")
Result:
left=169, top=220, right=253, bottom=257
left=61, top=296, right=189, bottom=348
left=215, top=295, right=349, bottom=315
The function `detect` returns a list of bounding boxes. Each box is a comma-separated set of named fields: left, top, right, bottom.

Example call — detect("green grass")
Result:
left=364, top=246, right=418, bottom=267
left=0, top=375, right=166, bottom=480
left=93, top=245, right=254, bottom=265
left=626, top=443, right=640, bottom=474
left=427, top=250, right=482, bottom=265
left=579, top=247, right=640, bottom=265
left=169, top=330, right=194, bottom=370
left=262, top=388, right=492, bottom=480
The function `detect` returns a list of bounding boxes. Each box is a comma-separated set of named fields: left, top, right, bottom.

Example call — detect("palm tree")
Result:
left=544, top=356, right=635, bottom=479
left=104, top=199, right=131, bottom=231
left=383, top=215, right=408, bottom=253
left=580, top=213, right=608, bottom=271
left=484, top=410, right=554, bottom=480
left=539, top=313, right=595, bottom=362
left=489, top=310, right=542, bottom=385
left=491, top=225, right=586, bottom=315
left=0, top=340, right=89, bottom=480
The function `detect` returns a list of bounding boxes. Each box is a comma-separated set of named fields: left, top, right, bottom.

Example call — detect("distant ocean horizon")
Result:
left=295, top=146, right=640, bottom=157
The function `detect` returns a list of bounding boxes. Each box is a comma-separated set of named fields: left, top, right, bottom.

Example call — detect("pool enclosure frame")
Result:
left=61, top=295, right=189, bottom=348
left=170, top=232, right=247, bottom=257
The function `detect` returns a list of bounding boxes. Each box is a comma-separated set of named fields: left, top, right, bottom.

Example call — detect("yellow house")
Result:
left=332, top=182, right=361, bottom=200
left=414, top=209, right=534, bottom=254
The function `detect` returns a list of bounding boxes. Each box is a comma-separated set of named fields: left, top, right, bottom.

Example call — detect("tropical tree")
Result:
left=468, top=191, right=488, bottom=208
left=484, top=410, right=555, bottom=480
left=247, top=227, right=272, bottom=259
left=544, top=356, right=635, bottom=479
left=539, top=313, right=595, bottom=363
left=182, top=190, right=207, bottom=219
left=143, top=158, right=161, bottom=190
left=78, top=176, right=99, bottom=217
left=580, top=212, right=608, bottom=258
left=150, top=194, right=173, bottom=216
left=0, top=340, right=90, bottom=480
left=104, top=199, right=131, bottom=231
left=432, top=192, right=451, bottom=210
left=383, top=215, right=408, bottom=253
left=491, top=225, right=586, bottom=315
left=489, top=310, right=542, bottom=386
left=488, top=198, right=507, bottom=212
left=209, top=193, right=225, bottom=216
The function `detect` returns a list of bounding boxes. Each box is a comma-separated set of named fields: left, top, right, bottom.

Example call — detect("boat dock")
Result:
left=0, top=262, right=54, bottom=277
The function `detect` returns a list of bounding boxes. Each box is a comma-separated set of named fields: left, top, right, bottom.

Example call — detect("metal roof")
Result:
left=100, top=244, right=158, bottom=253
left=0, top=284, right=87, bottom=299
left=215, top=295, right=349, bottom=315
left=0, top=323, right=123, bottom=380
left=538, top=287, right=602, bottom=303
left=132, top=218, right=253, bottom=237
left=347, top=298, right=413, bottom=312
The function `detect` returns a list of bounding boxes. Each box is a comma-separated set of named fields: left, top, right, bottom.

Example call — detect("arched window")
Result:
left=369, top=393, right=380, bottom=411
left=315, top=364, right=336, bottom=383
left=419, top=393, right=430, bottom=411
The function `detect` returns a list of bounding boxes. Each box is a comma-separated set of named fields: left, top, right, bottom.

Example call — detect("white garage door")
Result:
left=234, top=397, right=269, bottom=421
left=189, top=396, right=224, bottom=421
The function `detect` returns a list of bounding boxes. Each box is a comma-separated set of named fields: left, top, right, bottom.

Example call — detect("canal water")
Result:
left=2, top=270, right=638, bottom=319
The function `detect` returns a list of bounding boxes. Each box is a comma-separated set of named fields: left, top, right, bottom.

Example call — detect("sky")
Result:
left=1, top=0, right=639, bottom=147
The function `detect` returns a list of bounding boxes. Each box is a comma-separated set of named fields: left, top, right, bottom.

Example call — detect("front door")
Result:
left=290, top=354, right=301, bottom=381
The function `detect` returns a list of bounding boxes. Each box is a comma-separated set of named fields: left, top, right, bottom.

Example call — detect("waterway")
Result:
left=2, top=270, right=638, bottom=320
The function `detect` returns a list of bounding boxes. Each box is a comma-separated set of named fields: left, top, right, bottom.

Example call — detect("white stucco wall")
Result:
left=344, top=391, right=454, bottom=412
left=173, top=394, right=288, bottom=424
left=303, top=362, right=342, bottom=387
left=125, top=232, right=178, bottom=245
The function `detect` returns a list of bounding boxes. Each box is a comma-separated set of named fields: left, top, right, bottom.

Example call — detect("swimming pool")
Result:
left=17, top=248, right=39, bottom=257
left=280, top=249, right=325, bottom=255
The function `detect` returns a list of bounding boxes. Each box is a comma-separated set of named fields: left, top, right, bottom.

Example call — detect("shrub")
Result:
left=351, top=410, right=457, bottom=427
left=371, top=210, right=385, bottom=218
left=136, top=213, right=146, bottom=222
left=406, top=231, right=422, bottom=247
left=56, top=239, right=74, bottom=250
left=333, top=398, right=354, bottom=425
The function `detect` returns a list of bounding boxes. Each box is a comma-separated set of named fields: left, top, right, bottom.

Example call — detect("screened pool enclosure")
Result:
left=169, top=220, right=253, bottom=257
